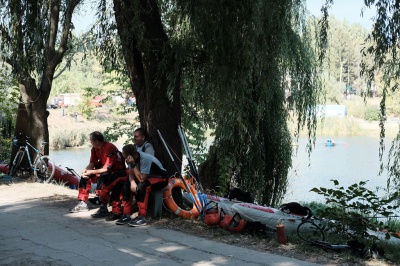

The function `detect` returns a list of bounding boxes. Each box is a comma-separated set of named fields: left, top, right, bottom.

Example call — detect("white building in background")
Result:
left=316, top=105, right=347, bottom=118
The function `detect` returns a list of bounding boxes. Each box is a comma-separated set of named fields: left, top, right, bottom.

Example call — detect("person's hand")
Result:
left=130, top=180, right=138, bottom=192
left=81, top=169, right=91, bottom=179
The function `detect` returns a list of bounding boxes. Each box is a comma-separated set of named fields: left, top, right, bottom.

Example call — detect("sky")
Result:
left=306, top=0, right=376, bottom=29
left=72, top=1, right=377, bottom=33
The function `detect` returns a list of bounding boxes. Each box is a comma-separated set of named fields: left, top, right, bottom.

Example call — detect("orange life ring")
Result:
left=163, top=177, right=200, bottom=219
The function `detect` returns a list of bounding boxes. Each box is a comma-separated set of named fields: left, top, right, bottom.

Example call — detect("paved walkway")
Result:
left=0, top=183, right=326, bottom=266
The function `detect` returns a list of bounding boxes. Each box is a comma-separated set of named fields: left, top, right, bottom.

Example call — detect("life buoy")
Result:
left=163, top=177, right=200, bottom=219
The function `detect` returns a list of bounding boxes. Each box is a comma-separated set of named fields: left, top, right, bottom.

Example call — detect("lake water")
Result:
left=50, top=136, right=394, bottom=204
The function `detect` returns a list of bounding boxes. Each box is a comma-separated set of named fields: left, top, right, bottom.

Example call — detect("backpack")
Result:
left=228, top=188, right=254, bottom=203
left=279, top=202, right=312, bottom=219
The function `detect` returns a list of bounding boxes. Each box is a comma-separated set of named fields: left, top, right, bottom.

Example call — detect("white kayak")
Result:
left=231, top=202, right=309, bottom=233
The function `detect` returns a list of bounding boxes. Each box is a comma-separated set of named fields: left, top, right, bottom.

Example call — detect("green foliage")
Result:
left=364, top=105, right=380, bottom=122
left=170, top=0, right=324, bottom=206
left=361, top=0, right=400, bottom=188
left=311, top=180, right=400, bottom=242
left=50, top=129, right=87, bottom=149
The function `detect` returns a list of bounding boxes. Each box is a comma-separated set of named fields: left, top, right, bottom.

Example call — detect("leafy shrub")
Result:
left=364, top=105, right=380, bottom=121
left=311, top=180, right=400, bottom=242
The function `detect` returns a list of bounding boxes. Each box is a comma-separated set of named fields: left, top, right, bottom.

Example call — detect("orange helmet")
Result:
left=204, top=212, right=220, bottom=226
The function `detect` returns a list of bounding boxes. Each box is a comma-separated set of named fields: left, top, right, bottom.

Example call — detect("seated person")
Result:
left=69, top=131, right=126, bottom=216
left=108, top=128, right=156, bottom=225
left=121, top=144, right=169, bottom=226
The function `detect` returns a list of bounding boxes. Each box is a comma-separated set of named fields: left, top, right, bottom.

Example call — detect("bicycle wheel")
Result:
left=34, top=155, right=55, bottom=183
left=297, top=220, right=325, bottom=243
left=9, top=151, right=24, bottom=176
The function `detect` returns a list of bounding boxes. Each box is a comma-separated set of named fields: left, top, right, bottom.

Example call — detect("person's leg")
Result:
left=92, top=171, right=126, bottom=218
left=121, top=179, right=133, bottom=215
left=106, top=179, right=124, bottom=221
left=69, top=177, right=93, bottom=212
left=115, top=179, right=133, bottom=225
left=129, top=177, right=166, bottom=226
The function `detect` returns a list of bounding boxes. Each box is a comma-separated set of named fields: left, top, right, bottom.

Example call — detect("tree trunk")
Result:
left=113, top=0, right=182, bottom=175
left=8, top=0, right=80, bottom=173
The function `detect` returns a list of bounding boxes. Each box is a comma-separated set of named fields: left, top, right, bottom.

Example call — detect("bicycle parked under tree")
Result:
left=9, top=134, right=55, bottom=183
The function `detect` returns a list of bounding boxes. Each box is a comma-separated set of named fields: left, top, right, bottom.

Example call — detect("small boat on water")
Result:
left=324, top=138, right=336, bottom=147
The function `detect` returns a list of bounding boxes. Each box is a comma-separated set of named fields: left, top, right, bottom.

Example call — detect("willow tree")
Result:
left=96, top=0, right=323, bottom=206
left=360, top=0, right=400, bottom=193
left=0, top=0, right=81, bottom=158
left=178, top=1, right=323, bottom=206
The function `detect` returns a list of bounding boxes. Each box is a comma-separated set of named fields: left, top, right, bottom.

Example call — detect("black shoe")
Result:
left=105, top=213, right=120, bottom=221
left=115, top=215, right=131, bottom=225
left=91, top=207, right=110, bottom=218
left=128, top=216, right=147, bottom=227
left=88, top=196, right=101, bottom=205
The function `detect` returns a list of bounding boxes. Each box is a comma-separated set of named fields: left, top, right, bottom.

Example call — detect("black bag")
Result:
left=228, top=188, right=253, bottom=203
left=279, top=202, right=312, bottom=219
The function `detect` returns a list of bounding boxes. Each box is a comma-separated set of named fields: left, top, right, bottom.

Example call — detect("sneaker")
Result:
left=88, top=196, right=101, bottom=205
left=91, top=206, right=110, bottom=218
left=105, top=213, right=120, bottom=221
left=69, top=202, right=89, bottom=213
left=128, top=216, right=147, bottom=227
left=115, top=214, right=131, bottom=225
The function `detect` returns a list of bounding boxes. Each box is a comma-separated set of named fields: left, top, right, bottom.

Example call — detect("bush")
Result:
left=364, top=105, right=380, bottom=121
left=311, top=180, right=400, bottom=242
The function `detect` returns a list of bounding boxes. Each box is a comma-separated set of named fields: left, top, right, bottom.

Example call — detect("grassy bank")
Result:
left=48, top=107, right=133, bottom=149
left=289, top=117, right=399, bottom=138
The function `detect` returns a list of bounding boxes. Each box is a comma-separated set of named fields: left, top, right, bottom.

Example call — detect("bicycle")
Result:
left=9, top=134, right=55, bottom=183
left=297, top=218, right=353, bottom=252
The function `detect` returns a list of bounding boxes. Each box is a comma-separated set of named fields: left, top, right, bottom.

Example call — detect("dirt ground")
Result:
left=0, top=179, right=397, bottom=266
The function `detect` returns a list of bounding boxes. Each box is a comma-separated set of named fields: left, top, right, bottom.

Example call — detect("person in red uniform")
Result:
left=69, top=131, right=126, bottom=216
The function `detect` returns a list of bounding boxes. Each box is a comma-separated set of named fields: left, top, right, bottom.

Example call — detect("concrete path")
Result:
left=0, top=183, right=325, bottom=266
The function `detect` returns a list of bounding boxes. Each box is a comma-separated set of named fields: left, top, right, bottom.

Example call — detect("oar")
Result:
left=157, top=129, right=202, bottom=217
left=178, top=125, right=204, bottom=191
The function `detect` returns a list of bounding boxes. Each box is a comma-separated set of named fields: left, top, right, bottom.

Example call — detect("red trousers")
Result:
left=137, top=177, right=167, bottom=217
left=77, top=175, right=98, bottom=202
left=110, top=177, right=133, bottom=215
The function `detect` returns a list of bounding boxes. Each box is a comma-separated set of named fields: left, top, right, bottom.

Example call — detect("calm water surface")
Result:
left=284, top=136, right=392, bottom=203
left=50, top=136, right=394, bottom=203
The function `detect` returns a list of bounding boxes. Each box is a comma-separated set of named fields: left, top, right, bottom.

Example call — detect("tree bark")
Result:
left=113, top=0, right=182, bottom=174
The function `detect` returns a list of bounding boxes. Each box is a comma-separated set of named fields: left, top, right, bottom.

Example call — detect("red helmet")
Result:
left=204, top=212, right=220, bottom=226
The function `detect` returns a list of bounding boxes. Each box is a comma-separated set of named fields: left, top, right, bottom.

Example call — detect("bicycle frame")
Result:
left=9, top=135, right=55, bottom=183
left=15, top=141, right=43, bottom=170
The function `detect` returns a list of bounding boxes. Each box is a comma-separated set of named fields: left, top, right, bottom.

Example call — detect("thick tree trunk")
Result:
left=9, top=0, right=80, bottom=173
left=113, top=0, right=182, bottom=175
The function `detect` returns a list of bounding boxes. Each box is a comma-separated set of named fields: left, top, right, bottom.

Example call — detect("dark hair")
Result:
left=134, top=128, right=150, bottom=141
left=90, top=131, right=105, bottom=142
left=122, top=144, right=138, bottom=157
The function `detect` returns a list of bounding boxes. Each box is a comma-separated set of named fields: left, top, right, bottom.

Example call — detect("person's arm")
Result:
left=133, top=166, right=147, bottom=182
